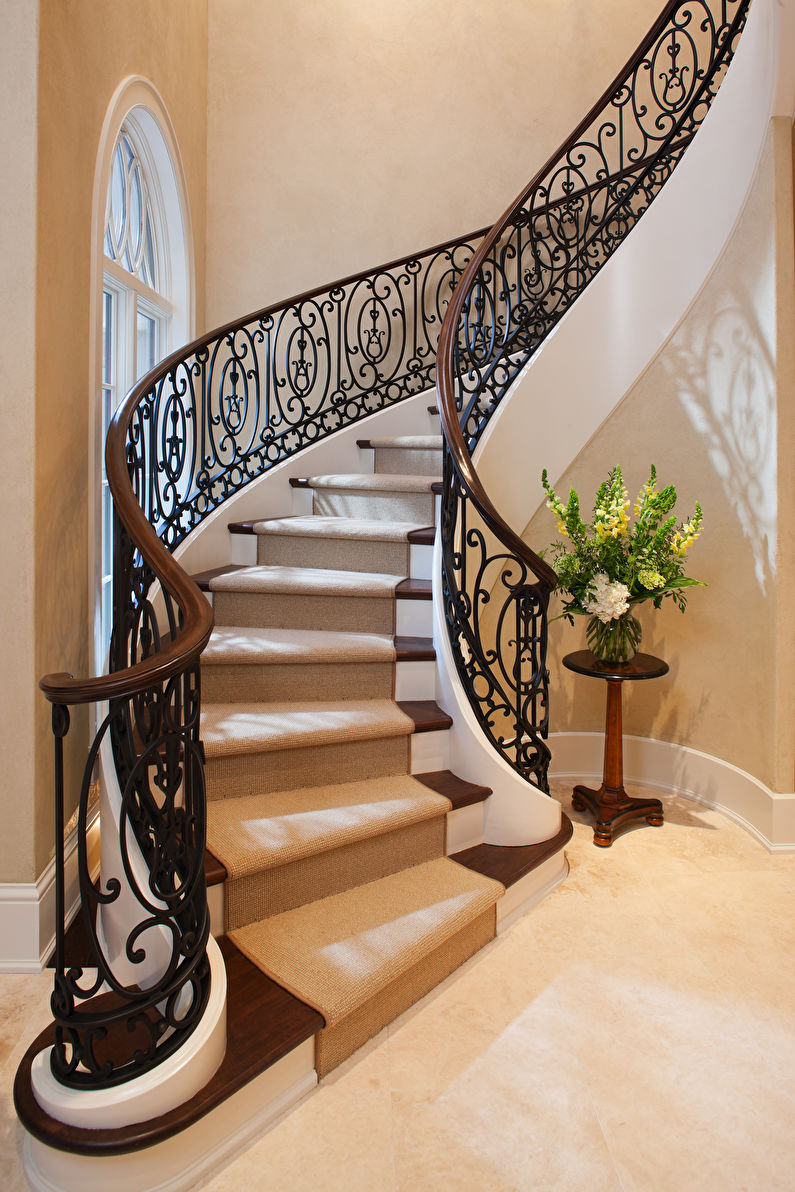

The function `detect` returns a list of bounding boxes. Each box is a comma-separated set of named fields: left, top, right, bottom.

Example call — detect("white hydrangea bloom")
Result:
left=584, top=573, right=630, bottom=622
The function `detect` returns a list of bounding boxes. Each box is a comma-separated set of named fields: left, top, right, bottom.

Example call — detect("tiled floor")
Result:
left=3, top=788, right=794, bottom=1190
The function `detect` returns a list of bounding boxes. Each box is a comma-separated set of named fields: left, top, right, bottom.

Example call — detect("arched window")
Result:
left=91, top=81, right=193, bottom=669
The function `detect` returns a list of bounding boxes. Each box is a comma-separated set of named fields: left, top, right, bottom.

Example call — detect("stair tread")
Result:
left=206, top=775, right=452, bottom=879
left=250, top=514, right=427, bottom=541
left=202, top=698, right=451, bottom=756
left=203, top=625, right=397, bottom=666
left=395, top=577, right=432, bottom=599
left=207, top=564, right=404, bottom=598
left=14, top=935, right=325, bottom=1155
left=394, top=635, right=435, bottom=661
left=290, top=472, right=440, bottom=493
left=357, top=436, right=442, bottom=450
left=229, top=857, right=502, bottom=1025
left=451, top=814, right=574, bottom=888
left=414, top=769, right=492, bottom=810
left=202, top=698, right=414, bottom=758
left=396, top=700, right=453, bottom=732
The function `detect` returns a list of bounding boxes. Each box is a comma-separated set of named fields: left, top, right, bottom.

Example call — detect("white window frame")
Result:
left=89, top=78, right=194, bottom=678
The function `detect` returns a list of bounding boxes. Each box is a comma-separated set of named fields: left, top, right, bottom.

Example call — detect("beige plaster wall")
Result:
left=522, top=122, right=794, bottom=793
left=205, top=0, right=663, bottom=328
left=24, top=0, right=209, bottom=881
left=0, top=1, right=40, bottom=886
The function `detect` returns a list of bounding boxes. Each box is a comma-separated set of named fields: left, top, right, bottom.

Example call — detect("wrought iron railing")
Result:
left=34, top=0, right=750, bottom=1094
left=436, top=0, right=750, bottom=791
left=37, top=229, right=502, bottom=1091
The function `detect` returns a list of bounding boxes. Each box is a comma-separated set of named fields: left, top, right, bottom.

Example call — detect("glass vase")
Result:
left=586, top=611, right=642, bottom=664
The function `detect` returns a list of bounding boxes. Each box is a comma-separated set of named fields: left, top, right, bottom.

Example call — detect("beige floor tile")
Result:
left=3, top=791, right=794, bottom=1192
left=389, top=987, right=623, bottom=1192
left=0, top=971, right=53, bottom=1076
left=202, top=1043, right=395, bottom=1192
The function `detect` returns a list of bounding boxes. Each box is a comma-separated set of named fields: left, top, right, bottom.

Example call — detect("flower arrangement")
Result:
left=540, top=464, right=705, bottom=663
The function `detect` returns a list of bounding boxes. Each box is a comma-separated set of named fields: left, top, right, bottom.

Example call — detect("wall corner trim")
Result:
left=0, top=809, right=101, bottom=972
left=549, top=732, right=795, bottom=853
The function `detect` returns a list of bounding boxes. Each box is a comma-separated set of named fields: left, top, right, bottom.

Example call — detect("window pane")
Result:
left=136, top=311, right=157, bottom=380
left=102, top=290, right=113, bottom=386
left=108, top=142, right=125, bottom=258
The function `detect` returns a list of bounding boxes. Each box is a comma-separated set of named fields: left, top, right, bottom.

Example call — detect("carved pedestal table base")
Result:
left=562, top=650, right=669, bottom=848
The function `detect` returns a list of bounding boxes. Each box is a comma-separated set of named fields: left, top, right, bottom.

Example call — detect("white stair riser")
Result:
left=410, top=728, right=449, bottom=774
left=410, top=542, right=433, bottom=579
left=445, top=803, right=486, bottom=855
left=394, top=659, right=435, bottom=701
left=396, top=598, right=432, bottom=636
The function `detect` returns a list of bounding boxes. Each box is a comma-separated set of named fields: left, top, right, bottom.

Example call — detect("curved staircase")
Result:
left=194, top=423, right=560, bottom=1078
left=16, top=1, right=766, bottom=1187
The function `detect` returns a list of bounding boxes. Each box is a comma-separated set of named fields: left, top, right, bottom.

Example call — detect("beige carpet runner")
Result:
left=251, top=514, right=423, bottom=540
left=201, top=699, right=413, bottom=760
left=201, top=435, right=506, bottom=1074
left=207, top=775, right=451, bottom=878
left=229, top=858, right=503, bottom=1026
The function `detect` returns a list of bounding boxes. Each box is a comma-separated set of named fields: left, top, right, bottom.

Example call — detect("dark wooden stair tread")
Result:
left=394, top=635, right=435, bottom=661
left=205, top=850, right=227, bottom=886
left=451, top=814, right=574, bottom=888
left=397, top=700, right=452, bottom=733
left=395, top=577, right=431, bottom=599
left=414, top=770, right=491, bottom=810
left=14, top=936, right=324, bottom=1157
left=192, top=564, right=248, bottom=591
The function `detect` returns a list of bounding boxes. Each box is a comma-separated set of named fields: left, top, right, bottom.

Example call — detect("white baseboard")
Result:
left=550, top=732, right=795, bottom=852
left=497, top=852, right=570, bottom=932
left=0, top=808, right=101, bottom=972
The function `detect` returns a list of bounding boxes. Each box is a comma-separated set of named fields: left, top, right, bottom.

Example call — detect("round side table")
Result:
left=562, top=649, right=669, bottom=848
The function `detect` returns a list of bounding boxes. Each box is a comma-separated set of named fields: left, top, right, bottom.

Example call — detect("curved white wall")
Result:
left=473, top=0, right=777, bottom=530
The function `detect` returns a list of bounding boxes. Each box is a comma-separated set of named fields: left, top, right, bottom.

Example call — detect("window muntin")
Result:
left=105, top=131, right=159, bottom=291
left=99, top=120, right=173, bottom=657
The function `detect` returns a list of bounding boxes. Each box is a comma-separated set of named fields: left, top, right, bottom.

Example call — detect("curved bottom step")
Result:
left=15, top=819, right=571, bottom=1189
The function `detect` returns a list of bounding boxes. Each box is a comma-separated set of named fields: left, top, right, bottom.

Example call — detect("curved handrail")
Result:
left=436, top=0, right=750, bottom=789
left=38, top=225, right=494, bottom=707
left=35, top=220, right=497, bottom=1093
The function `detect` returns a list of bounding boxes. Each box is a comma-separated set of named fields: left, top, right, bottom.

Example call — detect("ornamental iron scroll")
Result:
left=437, top=0, right=750, bottom=790
left=124, top=236, right=486, bottom=554
left=48, top=678, right=210, bottom=1090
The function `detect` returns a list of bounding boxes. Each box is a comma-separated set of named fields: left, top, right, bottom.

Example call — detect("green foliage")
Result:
left=540, top=465, right=705, bottom=623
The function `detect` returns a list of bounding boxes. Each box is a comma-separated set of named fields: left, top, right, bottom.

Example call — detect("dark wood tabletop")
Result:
left=562, top=650, right=669, bottom=682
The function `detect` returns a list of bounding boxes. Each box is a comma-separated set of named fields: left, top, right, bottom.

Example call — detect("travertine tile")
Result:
left=389, top=988, right=622, bottom=1192
left=202, top=1043, right=394, bottom=1192
left=2, top=793, right=794, bottom=1192
left=0, top=971, right=52, bottom=1075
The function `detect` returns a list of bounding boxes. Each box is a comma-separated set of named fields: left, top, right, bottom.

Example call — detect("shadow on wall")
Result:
left=662, top=282, right=776, bottom=596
